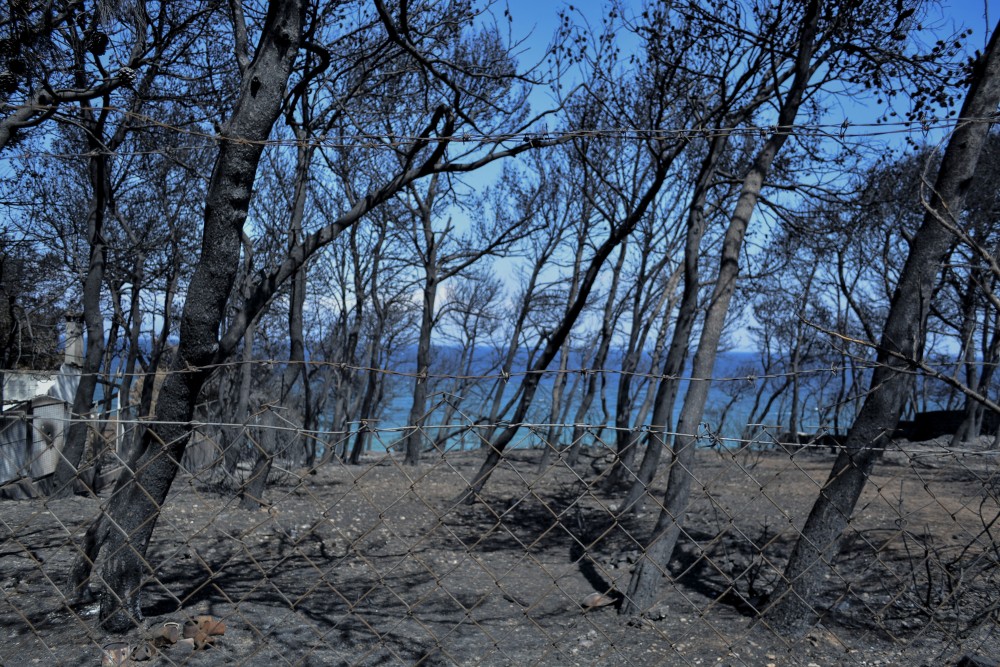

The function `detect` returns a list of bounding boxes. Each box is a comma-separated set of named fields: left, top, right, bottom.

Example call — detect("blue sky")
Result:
left=501, top=0, right=997, bottom=51
left=485, top=0, right=998, bottom=353
left=492, top=0, right=997, bottom=145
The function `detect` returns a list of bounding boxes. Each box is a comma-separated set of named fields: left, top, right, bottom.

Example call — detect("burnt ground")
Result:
left=1, top=438, right=999, bottom=666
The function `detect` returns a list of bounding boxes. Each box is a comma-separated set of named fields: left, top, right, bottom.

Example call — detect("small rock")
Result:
left=647, top=604, right=669, bottom=621
left=175, top=637, right=196, bottom=655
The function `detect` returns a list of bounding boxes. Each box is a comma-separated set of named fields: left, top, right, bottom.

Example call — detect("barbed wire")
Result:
left=0, top=102, right=992, bottom=162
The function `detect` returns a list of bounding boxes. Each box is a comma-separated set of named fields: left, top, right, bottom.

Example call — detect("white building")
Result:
left=0, top=316, right=83, bottom=486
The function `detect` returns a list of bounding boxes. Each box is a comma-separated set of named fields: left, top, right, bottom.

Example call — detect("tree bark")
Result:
left=615, top=132, right=727, bottom=511
left=217, top=232, right=257, bottom=477
left=787, top=266, right=817, bottom=437
left=606, top=231, right=674, bottom=481
left=403, top=258, right=437, bottom=464
left=116, top=251, right=145, bottom=460
left=479, top=230, right=561, bottom=446
left=51, top=37, right=161, bottom=493
left=621, top=0, right=821, bottom=615
left=51, top=115, right=111, bottom=496
left=762, top=19, right=1000, bottom=635
left=97, top=0, right=305, bottom=631
left=350, top=224, right=389, bottom=464
left=537, top=223, right=588, bottom=471
left=566, top=242, right=626, bottom=466
left=240, top=134, right=314, bottom=508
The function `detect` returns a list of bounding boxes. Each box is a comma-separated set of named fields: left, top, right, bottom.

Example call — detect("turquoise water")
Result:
left=359, top=349, right=860, bottom=451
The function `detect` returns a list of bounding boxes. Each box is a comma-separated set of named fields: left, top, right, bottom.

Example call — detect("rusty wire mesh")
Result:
left=1, top=406, right=999, bottom=666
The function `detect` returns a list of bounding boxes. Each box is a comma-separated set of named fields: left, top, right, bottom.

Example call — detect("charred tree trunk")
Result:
left=537, top=341, right=572, bottom=470
left=621, top=0, right=821, bottom=615
left=52, top=39, right=157, bottom=494
left=787, top=266, right=817, bottom=437
left=537, top=222, right=589, bottom=471
left=403, top=269, right=437, bottom=464
left=216, top=233, right=257, bottom=478
left=479, top=238, right=556, bottom=446
left=51, top=121, right=110, bottom=497
left=615, top=132, right=727, bottom=512
left=240, top=135, right=314, bottom=508
left=952, top=269, right=985, bottom=445
left=350, top=225, right=389, bottom=465
left=762, top=20, right=1000, bottom=634
left=403, top=176, right=441, bottom=466
left=96, top=0, right=304, bottom=631
left=221, top=322, right=256, bottom=476
left=116, top=251, right=145, bottom=457
left=567, top=242, right=626, bottom=466
left=606, top=237, right=675, bottom=483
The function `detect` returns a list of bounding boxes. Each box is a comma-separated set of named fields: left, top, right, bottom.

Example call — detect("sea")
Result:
left=362, top=348, right=853, bottom=452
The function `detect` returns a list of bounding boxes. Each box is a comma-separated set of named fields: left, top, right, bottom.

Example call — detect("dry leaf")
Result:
left=581, top=592, right=616, bottom=608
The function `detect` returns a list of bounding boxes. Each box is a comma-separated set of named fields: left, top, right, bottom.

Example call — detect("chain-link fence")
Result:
left=1, top=408, right=999, bottom=666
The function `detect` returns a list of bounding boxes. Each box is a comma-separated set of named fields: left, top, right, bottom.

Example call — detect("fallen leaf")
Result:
left=581, top=592, right=616, bottom=608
